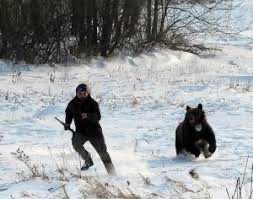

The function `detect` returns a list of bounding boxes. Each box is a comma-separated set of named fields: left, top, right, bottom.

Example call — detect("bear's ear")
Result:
left=197, top=103, right=202, bottom=110
left=186, top=106, right=191, bottom=111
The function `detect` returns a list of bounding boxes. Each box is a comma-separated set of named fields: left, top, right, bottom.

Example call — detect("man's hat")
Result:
left=76, top=83, right=87, bottom=93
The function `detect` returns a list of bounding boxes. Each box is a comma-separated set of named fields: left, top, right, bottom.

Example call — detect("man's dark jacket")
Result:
left=65, top=95, right=102, bottom=137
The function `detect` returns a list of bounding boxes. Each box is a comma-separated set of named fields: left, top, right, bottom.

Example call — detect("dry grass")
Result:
left=164, top=176, right=195, bottom=193
left=79, top=177, right=141, bottom=199
left=11, top=148, right=49, bottom=179
left=131, top=96, right=140, bottom=107
left=226, top=156, right=253, bottom=199
left=229, top=79, right=252, bottom=92
left=139, top=173, right=153, bottom=186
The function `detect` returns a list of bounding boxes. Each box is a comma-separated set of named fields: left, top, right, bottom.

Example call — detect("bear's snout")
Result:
left=189, top=116, right=195, bottom=124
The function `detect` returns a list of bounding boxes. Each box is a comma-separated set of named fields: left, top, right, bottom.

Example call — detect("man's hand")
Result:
left=64, top=124, right=71, bottom=131
left=81, top=113, right=87, bottom=119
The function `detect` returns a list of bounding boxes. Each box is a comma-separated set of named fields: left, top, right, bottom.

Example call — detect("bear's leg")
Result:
left=195, top=139, right=212, bottom=158
left=188, top=144, right=201, bottom=158
left=175, top=129, right=185, bottom=155
left=192, top=150, right=201, bottom=158
left=176, top=137, right=184, bottom=155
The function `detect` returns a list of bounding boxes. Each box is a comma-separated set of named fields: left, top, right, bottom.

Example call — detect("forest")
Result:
left=0, top=0, right=233, bottom=64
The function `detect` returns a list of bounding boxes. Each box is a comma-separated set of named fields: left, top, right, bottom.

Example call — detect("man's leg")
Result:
left=89, top=135, right=116, bottom=175
left=72, top=133, right=93, bottom=169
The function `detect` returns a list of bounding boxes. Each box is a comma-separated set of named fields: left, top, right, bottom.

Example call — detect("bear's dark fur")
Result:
left=175, top=104, right=216, bottom=158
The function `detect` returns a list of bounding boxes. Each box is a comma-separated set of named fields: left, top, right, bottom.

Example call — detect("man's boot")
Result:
left=104, top=163, right=117, bottom=176
left=81, top=157, right=94, bottom=171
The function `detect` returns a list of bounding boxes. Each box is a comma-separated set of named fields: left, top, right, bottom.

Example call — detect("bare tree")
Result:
left=0, top=0, right=246, bottom=63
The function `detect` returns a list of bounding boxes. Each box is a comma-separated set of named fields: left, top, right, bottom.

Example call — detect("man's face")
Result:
left=76, top=91, right=89, bottom=100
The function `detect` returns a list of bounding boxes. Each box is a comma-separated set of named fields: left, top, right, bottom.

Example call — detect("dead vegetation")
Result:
left=11, top=148, right=49, bottom=180
left=80, top=178, right=141, bottom=199
left=226, top=156, right=253, bottom=199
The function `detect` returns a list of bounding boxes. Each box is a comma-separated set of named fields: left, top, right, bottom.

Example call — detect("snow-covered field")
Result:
left=0, top=3, right=253, bottom=199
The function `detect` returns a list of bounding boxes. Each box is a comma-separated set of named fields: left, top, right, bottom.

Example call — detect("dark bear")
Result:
left=175, top=104, right=216, bottom=158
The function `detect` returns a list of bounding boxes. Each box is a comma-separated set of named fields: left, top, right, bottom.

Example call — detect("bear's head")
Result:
left=184, top=104, right=206, bottom=131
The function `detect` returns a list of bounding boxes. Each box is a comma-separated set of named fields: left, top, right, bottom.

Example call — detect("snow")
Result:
left=1, top=2, right=253, bottom=199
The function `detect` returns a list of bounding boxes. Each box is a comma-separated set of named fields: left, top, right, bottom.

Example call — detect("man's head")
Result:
left=76, top=83, right=89, bottom=100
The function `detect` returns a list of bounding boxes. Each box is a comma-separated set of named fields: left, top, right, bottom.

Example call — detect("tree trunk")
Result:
left=86, top=0, right=92, bottom=54
left=100, top=0, right=112, bottom=57
left=91, top=0, right=98, bottom=48
left=146, top=0, right=152, bottom=41
left=152, top=0, right=158, bottom=40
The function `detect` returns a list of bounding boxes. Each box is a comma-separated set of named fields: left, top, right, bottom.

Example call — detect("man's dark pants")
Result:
left=72, top=132, right=115, bottom=175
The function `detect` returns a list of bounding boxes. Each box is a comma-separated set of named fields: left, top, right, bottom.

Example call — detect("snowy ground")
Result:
left=0, top=44, right=252, bottom=198
left=0, top=3, right=253, bottom=199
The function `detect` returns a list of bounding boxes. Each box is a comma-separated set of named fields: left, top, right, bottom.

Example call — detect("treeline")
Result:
left=0, top=0, right=232, bottom=64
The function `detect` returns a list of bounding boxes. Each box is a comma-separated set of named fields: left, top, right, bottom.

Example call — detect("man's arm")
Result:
left=65, top=102, right=73, bottom=129
left=86, top=101, right=101, bottom=123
